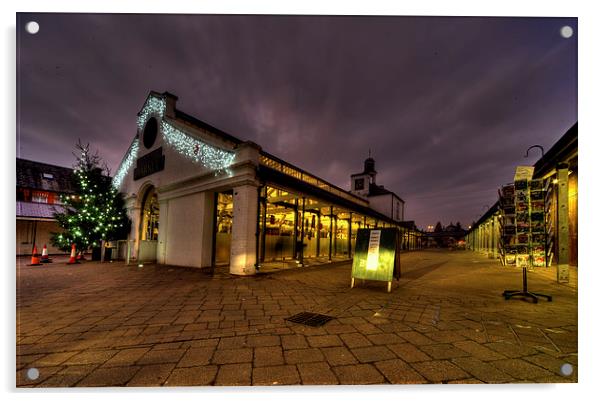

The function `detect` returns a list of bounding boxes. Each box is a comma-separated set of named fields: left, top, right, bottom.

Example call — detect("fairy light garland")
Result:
left=161, top=121, right=236, bottom=172
left=114, top=95, right=235, bottom=188
left=137, top=96, right=166, bottom=130
left=112, top=139, right=139, bottom=189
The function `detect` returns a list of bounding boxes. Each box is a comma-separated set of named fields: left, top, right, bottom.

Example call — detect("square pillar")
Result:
left=329, top=206, right=333, bottom=261
left=157, top=199, right=169, bottom=264
left=201, top=192, right=215, bottom=268
left=488, top=220, right=494, bottom=259
left=230, top=184, right=258, bottom=275
left=128, top=205, right=141, bottom=261
left=557, top=164, right=570, bottom=283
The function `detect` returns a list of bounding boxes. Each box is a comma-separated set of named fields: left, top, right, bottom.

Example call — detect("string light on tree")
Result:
left=51, top=141, right=131, bottom=253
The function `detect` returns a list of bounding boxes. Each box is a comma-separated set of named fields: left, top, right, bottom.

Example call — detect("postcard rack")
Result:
left=499, top=177, right=552, bottom=303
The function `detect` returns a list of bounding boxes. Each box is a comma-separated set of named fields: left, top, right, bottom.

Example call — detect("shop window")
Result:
left=31, top=191, right=49, bottom=203
left=215, top=192, right=233, bottom=265
left=260, top=186, right=297, bottom=262
left=141, top=189, right=159, bottom=241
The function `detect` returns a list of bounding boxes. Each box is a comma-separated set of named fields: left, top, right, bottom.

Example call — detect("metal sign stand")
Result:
left=503, top=267, right=552, bottom=303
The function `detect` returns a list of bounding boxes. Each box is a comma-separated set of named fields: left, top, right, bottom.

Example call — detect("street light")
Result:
left=524, top=145, right=544, bottom=159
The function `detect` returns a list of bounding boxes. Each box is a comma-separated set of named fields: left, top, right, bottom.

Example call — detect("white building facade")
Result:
left=115, top=91, right=420, bottom=275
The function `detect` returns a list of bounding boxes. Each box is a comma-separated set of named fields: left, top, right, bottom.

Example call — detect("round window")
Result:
left=142, top=117, right=158, bottom=149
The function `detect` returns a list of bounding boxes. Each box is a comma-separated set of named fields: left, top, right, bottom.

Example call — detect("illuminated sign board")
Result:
left=514, top=166, right=535, bottom=181
left=351, top=228, right=400, bottom=292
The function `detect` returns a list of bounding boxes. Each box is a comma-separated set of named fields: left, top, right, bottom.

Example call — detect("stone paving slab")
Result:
left=16, top=250, right=578, bottom=387
left=333, top=364, right=385, bottom=385
left=297, top=361, right=339, bottom=385
left=127, top=363, right=176, bottom=386
left=252, top=365, right=300, bottom=385
left=254, top=346, right=284, bottom=367
left=164, top=365, right=218, bottom=386
left=215, top=363, right=252, bottom=386
left=374, top=359, right=428, bottom=384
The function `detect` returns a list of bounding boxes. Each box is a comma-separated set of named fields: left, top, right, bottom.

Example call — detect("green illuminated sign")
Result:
left=351, top=228, right=400, bottom=292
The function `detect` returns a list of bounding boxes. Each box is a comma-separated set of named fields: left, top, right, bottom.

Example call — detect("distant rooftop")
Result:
left=16, top=201, right=66, bottom=220
left=16, top=158, right=75, bottom=193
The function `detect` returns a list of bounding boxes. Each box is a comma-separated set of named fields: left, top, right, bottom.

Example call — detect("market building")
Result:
left=465, top=123, right=577, bottom=280
left=114, top=91, right=422, bottom=275
left=16, top=158, right=74, bottom=255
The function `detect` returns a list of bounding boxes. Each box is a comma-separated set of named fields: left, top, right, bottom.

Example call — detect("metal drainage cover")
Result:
left=285, top=312, right=335, bottom=327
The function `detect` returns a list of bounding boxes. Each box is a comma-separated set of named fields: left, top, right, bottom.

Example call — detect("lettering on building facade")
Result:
left=134, top=147, right=165, bottom=180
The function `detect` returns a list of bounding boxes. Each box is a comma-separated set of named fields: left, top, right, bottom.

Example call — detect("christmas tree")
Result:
left=51, top=141, right=131, bottom=253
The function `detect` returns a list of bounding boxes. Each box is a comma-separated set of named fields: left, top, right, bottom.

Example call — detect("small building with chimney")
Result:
left=16, top=158, right=74, bottom=255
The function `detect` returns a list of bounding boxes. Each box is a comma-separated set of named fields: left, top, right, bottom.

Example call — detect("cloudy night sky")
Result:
left=16, top=13, right=577, bottom=229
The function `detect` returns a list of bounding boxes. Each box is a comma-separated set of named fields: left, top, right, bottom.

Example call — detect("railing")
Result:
left=111, top=240, right=134, bottom=264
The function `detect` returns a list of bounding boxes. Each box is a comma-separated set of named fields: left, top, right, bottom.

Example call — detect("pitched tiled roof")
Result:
left=16, top=201, right=65, bottom=219
left=16, top=158, right=75, bottom=193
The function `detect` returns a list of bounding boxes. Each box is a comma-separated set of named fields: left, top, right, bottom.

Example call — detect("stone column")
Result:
left=493, top=215, right=500, bottom=259
left=157, top=199, right=169, bottom=264
left=488, top=219, right=494, bottom=259
left=557, top=164, right=570, bottom=283
left=230, top=184, right=258, bottom=275
left=201, top=192, right=215, bottom=268
left=128, top=202, right=141, bottom=261
left=329, top=206, right=333, bottom=261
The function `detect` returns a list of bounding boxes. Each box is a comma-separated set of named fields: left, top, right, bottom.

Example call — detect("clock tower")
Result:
left=350, top=155, right=377, bottom=198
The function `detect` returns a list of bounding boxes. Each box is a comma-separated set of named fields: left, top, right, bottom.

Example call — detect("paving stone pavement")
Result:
left=15, top=249, right=578, bottom=387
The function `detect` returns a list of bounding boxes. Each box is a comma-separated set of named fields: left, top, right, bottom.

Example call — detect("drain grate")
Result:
left=285, top=312, right=335, bottom=327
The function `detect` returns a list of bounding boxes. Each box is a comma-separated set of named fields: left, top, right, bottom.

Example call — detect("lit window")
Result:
left=31, top=191, right=49, bottom=203
left=42, top=173, right=54, bottom=179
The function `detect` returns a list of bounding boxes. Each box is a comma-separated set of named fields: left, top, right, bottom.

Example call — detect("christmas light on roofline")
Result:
left=137, top=96, right=166, bottom=130
left=161, top=121, right=236, bottom=172
left=112, top=138, right=139, bottom=189
left=113, top=94, right=236, bottom=189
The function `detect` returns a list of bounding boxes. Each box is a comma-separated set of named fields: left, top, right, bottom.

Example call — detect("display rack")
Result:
left=529, top=179, right=546, bottom=267
left=499, top=169, right=552, bottom=303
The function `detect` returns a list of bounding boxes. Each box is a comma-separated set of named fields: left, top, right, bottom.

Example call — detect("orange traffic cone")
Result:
left=77, top=251, right=86, bottom=261
left=28, top=244, right=41, bottom=266
left=41, top=244, right=52, bottom=263
left=67, top=244, right=78, bottom=264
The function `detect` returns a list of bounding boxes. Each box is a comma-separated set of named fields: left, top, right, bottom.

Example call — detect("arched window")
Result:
left=140, top=187, right=159, bottom=241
